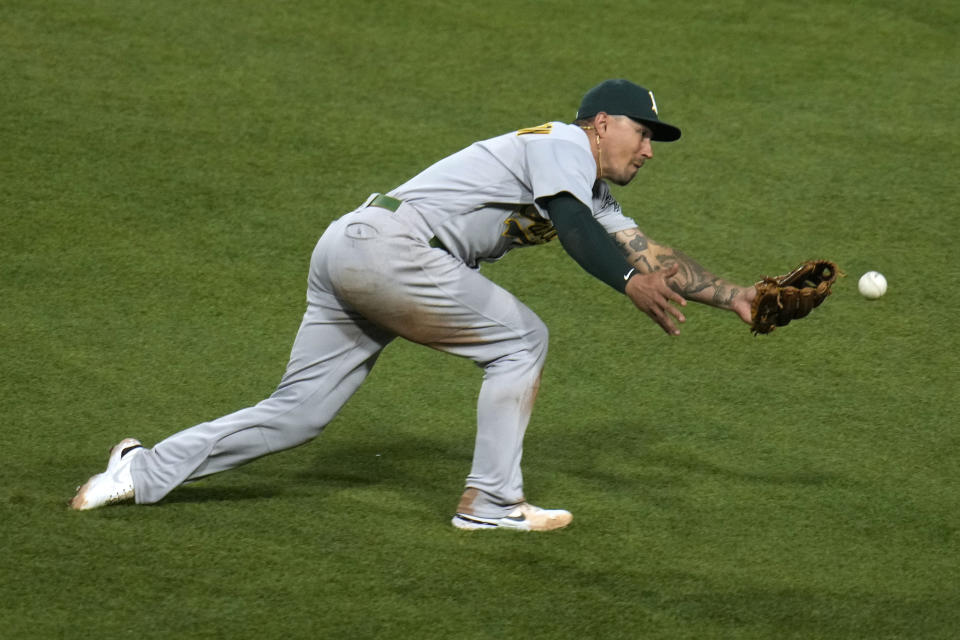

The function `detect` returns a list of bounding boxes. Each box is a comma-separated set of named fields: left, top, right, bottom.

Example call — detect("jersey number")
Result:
left=516, top=123, right=553, bottom=136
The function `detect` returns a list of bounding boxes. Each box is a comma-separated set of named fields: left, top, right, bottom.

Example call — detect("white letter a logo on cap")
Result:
left=648, top=90, right=659, bottom=115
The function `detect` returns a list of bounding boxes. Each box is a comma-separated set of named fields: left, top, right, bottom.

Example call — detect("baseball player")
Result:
left=71, top=79, right=757, bottom=531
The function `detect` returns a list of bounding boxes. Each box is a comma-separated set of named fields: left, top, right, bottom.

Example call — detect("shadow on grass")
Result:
left=161, top=484, right=289, bottom=505
left=644, top=449, right=851, bottom=487
left=539, top=421, right=854, bottom=492
left=157, top=432, right=467, bottom=509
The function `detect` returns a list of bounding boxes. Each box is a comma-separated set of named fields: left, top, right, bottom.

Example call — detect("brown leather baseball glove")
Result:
left=751, top=260, right=840, bottom=334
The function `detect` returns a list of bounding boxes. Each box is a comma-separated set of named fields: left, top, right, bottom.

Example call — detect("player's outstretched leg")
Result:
left=70, top=227, right=394, bottom=510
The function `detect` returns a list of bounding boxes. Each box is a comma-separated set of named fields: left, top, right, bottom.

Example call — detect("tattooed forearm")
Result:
left=626, top=230, right=648, bottom=254
left=714, top=286, right=740, bottom=307
left=659, top=248, right=744, bottom=308
left=611, top=227, right=744, bottom=309
left=656, top=248, right=741, bottom=307
left=657, top=248, right=711, bottom=294
left=613, top=228, right=652, bottom=272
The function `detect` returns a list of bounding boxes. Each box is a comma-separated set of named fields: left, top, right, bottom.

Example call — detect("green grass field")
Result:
left=2, top=1, right=958, bottom=638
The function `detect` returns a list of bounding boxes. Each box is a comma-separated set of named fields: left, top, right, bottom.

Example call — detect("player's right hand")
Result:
left=624, top=264, right=687, bottom=335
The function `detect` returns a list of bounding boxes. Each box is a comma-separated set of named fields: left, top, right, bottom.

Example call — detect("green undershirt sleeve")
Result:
left=540, top=192, right=638, bottom=294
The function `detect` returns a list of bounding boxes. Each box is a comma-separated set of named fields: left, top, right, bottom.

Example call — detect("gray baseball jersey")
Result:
left=390, top=121, right=637, bottom=267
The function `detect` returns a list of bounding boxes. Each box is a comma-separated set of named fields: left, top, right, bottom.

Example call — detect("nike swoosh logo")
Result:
left=624, top=268, right=636, bottom=281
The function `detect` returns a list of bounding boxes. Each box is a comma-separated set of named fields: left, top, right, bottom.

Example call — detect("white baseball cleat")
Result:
left=70, top=438, right=144, bottom=511
left=452, top=503, right=573, bottom=532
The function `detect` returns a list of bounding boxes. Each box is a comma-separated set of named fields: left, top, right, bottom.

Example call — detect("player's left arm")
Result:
left=612, top=227, right=755, bottom=324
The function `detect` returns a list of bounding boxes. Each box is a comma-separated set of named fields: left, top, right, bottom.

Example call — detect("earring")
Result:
left=596, top=135, right=602, bottom=179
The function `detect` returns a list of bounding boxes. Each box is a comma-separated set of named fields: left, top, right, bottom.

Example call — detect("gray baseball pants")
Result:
left=131, top=201, right=548, bottom=517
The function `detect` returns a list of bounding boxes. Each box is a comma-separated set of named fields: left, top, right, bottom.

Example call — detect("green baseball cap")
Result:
left=576, top=79, right=681, bottom=142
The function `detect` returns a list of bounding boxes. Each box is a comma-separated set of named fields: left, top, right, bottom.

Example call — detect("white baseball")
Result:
left=858, top=271, right=887, bottom=299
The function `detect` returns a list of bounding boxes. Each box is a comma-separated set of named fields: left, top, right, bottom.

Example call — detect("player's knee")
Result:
left=473, top=313, right=549, bottom=374
left=261, top=403, right=335, bottom=445
left=263, top=418, right=327, bottom=450
left=499, top=316, right=548, bottom=372
left=527, top=317, right=549, bottom=358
